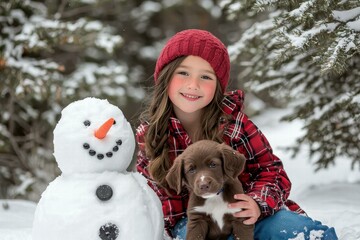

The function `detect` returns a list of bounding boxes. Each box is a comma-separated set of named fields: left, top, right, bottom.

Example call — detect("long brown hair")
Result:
left=140, top=56, right=228, bottom=187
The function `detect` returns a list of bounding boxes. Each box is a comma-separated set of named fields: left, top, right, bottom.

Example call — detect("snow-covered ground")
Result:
left=0, top=200, right=35, bottom=240
left=1, top=108, right=359, bottom=240
left=256, top=109, right=360, bottom=240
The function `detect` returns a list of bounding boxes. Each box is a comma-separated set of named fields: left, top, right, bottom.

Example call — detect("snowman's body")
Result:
left=32, top=98, right=163, bottom=240
left=33, top=172, right=162, bottom=240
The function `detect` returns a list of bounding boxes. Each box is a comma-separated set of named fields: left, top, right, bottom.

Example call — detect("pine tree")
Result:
left=0, top=0, right=128, bottom=200
left=221, top=0, right=360, bottom=170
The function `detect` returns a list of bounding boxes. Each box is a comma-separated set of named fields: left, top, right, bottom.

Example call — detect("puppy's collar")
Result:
left=216, top=187, right=224, bottom=195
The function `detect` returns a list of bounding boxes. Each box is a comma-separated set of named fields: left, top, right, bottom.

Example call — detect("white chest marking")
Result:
left=193, top=193, right=241, bottom=230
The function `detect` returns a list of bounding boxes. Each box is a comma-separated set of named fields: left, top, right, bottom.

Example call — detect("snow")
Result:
left=332, top=7, right=360, bottom=22
left=95, top=34, right=123, bottom=54
left=283, top=23, right=339, bottom=49
left=1, top=107, right=360, bottom=239
left=0, top=200, right=35, bottom=240
left=289, top=0, right=315, bottom=18
left=347, top=19, right=360, bottom=31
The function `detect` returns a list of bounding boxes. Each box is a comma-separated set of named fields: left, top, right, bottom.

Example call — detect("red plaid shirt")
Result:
left=136, top=90, right=305, bottom=236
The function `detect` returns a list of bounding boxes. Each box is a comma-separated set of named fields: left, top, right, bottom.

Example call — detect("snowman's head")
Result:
left=53, top=97, right=135, bottom=174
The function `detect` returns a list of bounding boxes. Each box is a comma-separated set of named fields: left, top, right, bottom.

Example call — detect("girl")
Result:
left=136, top=29, right=338, bottom=240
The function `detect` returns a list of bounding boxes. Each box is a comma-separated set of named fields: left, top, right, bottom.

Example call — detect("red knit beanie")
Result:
left=154, top=29, right=230, bottom=93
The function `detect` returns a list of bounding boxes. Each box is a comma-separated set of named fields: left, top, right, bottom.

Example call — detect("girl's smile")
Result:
left=180, top=93, right=201, bottom=101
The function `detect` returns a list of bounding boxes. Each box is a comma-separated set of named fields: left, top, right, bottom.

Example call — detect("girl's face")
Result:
left=168, top=55, right=217, bottom=118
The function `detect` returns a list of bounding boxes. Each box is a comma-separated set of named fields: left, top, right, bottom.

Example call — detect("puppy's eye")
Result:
left=209, top=162, right=217, bottom=168
left=187, top=166, right=196, bottom=174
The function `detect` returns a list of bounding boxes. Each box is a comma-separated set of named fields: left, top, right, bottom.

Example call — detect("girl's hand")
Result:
left=228, top=194, right=261, bottom=225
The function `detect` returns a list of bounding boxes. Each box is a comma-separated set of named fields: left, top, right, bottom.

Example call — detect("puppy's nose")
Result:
left=199, top=180, right=211, bottom=191
left=200, top=183, right=210, bottom=191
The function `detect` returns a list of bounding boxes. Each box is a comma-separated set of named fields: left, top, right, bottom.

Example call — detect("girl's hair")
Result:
left=140, top=56, right=227, bottom=187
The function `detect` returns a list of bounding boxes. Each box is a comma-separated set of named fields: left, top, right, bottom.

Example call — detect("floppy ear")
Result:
left=219, top=143, right=246, bottom=180
left=165, top=157, right=183, bottom=194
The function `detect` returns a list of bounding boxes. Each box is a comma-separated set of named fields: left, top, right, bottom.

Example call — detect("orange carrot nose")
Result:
left=94, top=118, right=114, bottom=139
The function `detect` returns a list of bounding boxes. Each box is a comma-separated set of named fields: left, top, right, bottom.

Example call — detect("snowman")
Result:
left=32, top=97, right=164, bottom=240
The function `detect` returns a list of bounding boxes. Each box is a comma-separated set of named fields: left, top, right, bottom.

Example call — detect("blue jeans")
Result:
left=172, top=209, right=338, bottom=240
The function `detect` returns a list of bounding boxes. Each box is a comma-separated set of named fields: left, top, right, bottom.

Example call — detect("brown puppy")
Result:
left=166, top=140, right=254, bottom=240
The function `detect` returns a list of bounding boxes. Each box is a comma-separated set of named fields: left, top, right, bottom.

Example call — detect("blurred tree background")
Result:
left=1, top=0, right=359, bottom=202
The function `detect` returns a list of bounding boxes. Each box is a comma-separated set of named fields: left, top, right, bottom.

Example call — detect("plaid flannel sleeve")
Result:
left=225, top=112, right=292, bottom=219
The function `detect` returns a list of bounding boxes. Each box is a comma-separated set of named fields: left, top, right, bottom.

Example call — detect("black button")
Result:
left=96, top=185, right=113, bottom=201
left=99, top=222, right=119, bottom=240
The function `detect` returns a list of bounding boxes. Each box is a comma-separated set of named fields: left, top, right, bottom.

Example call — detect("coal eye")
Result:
left=83, top=120, right=91, bottom=127
left=113, top=120, right=116, bottom=125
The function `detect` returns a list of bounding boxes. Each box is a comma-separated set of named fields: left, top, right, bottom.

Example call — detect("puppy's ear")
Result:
left=219, top=143, right=246, bottom=180
left=165, top=157, right=183, bottom=194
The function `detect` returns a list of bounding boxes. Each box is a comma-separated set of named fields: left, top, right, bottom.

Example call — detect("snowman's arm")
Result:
left=131, top=172, right=164, bottom=240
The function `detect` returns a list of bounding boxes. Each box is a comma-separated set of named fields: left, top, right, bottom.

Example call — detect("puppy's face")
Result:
left=166, top=140, right=246, bottom=199
left=183, top=148, right=224, bottom=198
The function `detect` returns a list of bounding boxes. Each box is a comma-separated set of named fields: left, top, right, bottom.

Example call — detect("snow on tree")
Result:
left=221, top=0, right=360, bottom=170
left=0, top=0, right=133, bottom=201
